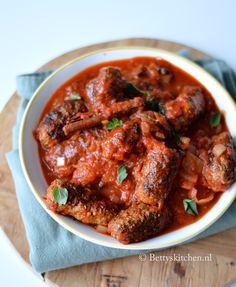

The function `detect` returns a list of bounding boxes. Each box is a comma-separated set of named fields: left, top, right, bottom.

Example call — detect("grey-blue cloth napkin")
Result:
left=6, top=51, right=236, bottom=273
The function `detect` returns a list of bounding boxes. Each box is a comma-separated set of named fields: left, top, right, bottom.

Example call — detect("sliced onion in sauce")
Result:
left=179, top=172, right=198, bottom=183
left=180, top=181, right=192, bottom=190
left=182, top=152, right=203, bottom=174
left=212, top=144, right=226, bottom=157
left=189, top=188, right=215, bottom=205
left=179, top=170, right=198, bottom=191
left=179, top=151, right=204, bottom=190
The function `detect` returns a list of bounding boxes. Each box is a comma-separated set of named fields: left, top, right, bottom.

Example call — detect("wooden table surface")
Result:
left=0, top=38, right=235, bottom=287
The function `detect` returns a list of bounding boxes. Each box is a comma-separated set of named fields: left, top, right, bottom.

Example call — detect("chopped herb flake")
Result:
left=145, top=100, right=165, bottom=114
left=117, top=164, right=128, bottom=184
left=124, top=82, right=150, bottom=97
left=69, top=92, right=81, bottom=100
left=172, top=129, right=181, bottom=145
left=106, top=118, right=123, bottom=130
left=183, top=199, right=198, bottom=216
left=53, top=186, right=68, bottom=205
left=209, top=112, right=221, bottom=127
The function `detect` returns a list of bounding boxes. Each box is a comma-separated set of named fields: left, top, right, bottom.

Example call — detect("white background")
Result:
left=0, top=0, right=235, bottom=286
left=0, top=0, right=236, bottom=111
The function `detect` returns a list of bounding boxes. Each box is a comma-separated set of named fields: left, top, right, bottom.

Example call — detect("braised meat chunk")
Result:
left=137, top=111, right=171, bottom=141
left=130, top=62, right=174, bottom=89
left=86, top=67, right=126, bottom=112
left=72, top=160, right=100, bottom=186
left=36, top=100, right=87, bottom=149
left=165, top=86, right=205, bottom=130
left=46, top=179, right=119, bottom=225
left=102, top=121, right=141, bottom=161
left=44, top=130, right=94, bottom=179
left=108, top=204, right=170, bottom=244
left=201, top=132, right=236, bottom=192
left=135, top=142, right=181, bottom=205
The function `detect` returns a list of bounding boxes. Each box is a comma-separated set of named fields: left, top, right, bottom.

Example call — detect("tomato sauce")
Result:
left=37, top=56, right=231, bottom=236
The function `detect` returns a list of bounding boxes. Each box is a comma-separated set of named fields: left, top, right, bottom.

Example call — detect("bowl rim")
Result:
left=19, top=46, right=236, bottom=250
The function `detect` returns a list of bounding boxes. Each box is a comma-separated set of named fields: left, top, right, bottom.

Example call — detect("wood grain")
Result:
left=0, top=38, right=235, bottom=287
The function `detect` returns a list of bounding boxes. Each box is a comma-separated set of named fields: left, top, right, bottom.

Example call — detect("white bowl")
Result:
left=19, top=47, right=236, bottom=250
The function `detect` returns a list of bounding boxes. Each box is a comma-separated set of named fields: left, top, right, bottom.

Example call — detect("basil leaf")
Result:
left=183, top=199, right=198, bottom=216
left=124, top=82, right=150, bottom=97
left=106, top=118, right=123, bottom=130
left=117, top=164, right=128, bottom=184
left=145, top=100, right=165, bottom=114
left=69, top=92, right=81, bottom=100
left=53, top=186, right=68, bottom=205
left=209, top=112, right=221, bottom=127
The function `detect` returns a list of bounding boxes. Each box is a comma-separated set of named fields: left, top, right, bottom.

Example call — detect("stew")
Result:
left=35, top=57, right=236, bottom=244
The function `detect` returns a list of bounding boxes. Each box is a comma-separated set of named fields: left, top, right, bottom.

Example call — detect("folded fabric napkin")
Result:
left=6, top=51, right=236, bottom=273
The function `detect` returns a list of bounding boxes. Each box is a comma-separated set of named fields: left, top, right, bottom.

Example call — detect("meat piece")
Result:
left=36, top=100, right=87, bottom=149
left=63, top=97, right=144, bottom=135
left=124, top=63, right=174, bottom=101
left=86, top=67, right=126, bottom=112
left=136, top=111, right=171, bottom=141
left=130, top=63, right=174, bottom=87
left=45, top=179, right=119, bottom=225
left=157, top=66, right=174, bottom=84
left=102, top=121, right=140, bottom=160
left=165, top=86, right=205, bottom=130
left=108, top=203, right=170, bottom=244
left=135, top=142, right=180, bottom=205
left=201, top=132, right=236, bottom=192
left=72, top=161, right=99, bottom=186
left=44, top=131, right=92, bottom=178
left=149, top=90, right=174, bottom=102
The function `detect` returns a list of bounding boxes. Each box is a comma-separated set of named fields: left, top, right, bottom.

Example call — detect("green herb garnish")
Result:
left=124, top=82, right=150, bottom=97
left=183, top=199, right=198, bottom=216
left=172, top=129, right=181, bottom=145
left=105, top=73, right=112, bottom=79
left=53, top=186, right=68, bottom=205
left=69, top=92, right=81, bottom=100
left=209, top=112, right=221, bottom=127
left=117, top=164, right=128, bottom=184
left=145, top=100, right=165, bottom=114
left=106, top=118, right=123, bottom=130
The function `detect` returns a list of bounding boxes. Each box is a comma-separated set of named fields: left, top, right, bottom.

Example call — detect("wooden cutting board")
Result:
left=0, top=38, right=236, bottom=287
